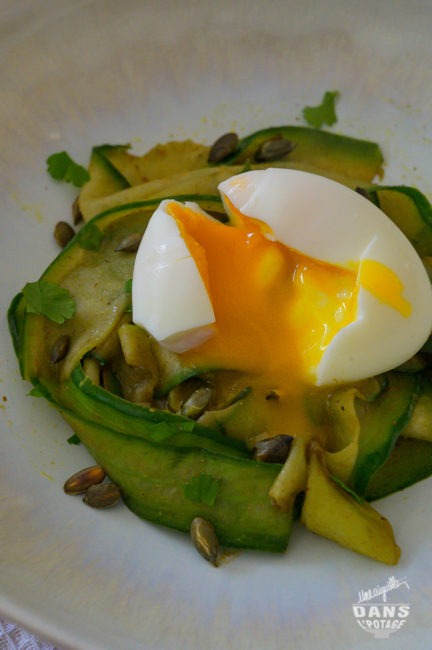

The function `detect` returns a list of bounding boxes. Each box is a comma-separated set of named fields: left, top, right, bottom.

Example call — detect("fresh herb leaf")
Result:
left=302, top=91, right=340, bottom=129
left=76, top=223, right=103, bottom=251
left=67, top=434, right=81, bottom=445
left=184, top=473, right=221, bottom=506
left=23, top=280, right=75, bottom=324
left=46, top=151, right=90, bottom=187
left=124, top=278, right=133, bottom=294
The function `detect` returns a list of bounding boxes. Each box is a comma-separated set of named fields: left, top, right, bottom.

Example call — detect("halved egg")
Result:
left=132, top=169, right=432, bottom=388
left=132, top=201, right=216, bottom=353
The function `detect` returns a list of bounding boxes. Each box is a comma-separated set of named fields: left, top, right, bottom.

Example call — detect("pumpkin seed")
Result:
left=167, top=378, right=204, bottom=413
left=50, top=334, right=70, bottom=364
left=83, top=482, right=122, bottom=508
left=64, top=465, right=106, bottom=495
left=115, top=232, right=143, bottom=253
left=190, top=516, right=221, bottom=566
left=181, top=385, right=214, bottom=419
left=253, top=434, right=293, bottom=463
left=254, top=138, right=296, bottom=162
left=54, top=221, right=75, bottom=248
left=208, top=132, right=239, bottom=163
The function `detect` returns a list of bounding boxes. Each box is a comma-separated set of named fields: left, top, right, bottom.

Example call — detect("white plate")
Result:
left=1, top=1, right=432, bottom=648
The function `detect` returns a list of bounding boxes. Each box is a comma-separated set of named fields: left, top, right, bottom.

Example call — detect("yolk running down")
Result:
left=166, top=201, right=359, bottom=389
left=358, top=259, right=412, bottom=318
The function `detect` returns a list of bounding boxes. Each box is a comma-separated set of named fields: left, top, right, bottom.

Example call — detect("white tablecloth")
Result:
left=0, top=618, right=59, bottom=650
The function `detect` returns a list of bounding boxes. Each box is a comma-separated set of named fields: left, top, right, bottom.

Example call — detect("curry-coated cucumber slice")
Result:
left=79, top=144, right=130, bottom=208
left=218, top=126, right=384, bottom=183
left=402, top=375, right=432, bottom=443
left=301, top=444, right=400, bottom=565
left=150, top=340, right=208, bottom=394
left=367, top=185, right=432, bottom=257
left=102, top=140, right=210, bottom=186
left=365, top=436, right=432, bottom=501
left=349, top=372, right=421, bottom=496
left=16, top=206, right=145, bottom=382
left=7, top=292, right=26, bottom=366
left=60, top=409, right=293, bottom=552
left=15, top=197, right=219, bottom=384
left=79, top=128, right=385, bottom=221
left=53, top=366, right=249, bottom=457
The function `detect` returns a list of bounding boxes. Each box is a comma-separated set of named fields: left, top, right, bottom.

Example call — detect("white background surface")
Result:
left=1, top=1, right=432, bottom=648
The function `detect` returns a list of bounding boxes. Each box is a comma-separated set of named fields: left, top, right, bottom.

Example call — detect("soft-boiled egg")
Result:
left=132, top=169, right=432, bottom=390
left=132, top=201, right=216, bottom=353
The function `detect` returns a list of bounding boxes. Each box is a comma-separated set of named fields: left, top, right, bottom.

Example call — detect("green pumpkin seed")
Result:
left=83, top=482, right=122, bottom=508
left=54, top=221, right=75, bottom=248
left=253, top=434, right=293, bottom=463
left=115, top=232, right=143, bottom=253
left=50, top=334, right=70, bottom=364
left=181, top=386, right=214, bottom=419
left=190, top=517, right=221, bottom=566
left=254, top=138, right=296, bottom=162
left=208, top=132, right=239, bottom=163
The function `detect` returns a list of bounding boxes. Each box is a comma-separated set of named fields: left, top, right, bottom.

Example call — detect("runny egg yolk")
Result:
left=150, top=198, right=418, bottom=442
left=166, top=200, right=359, bottom=386
left=357, top=259, right=412, bottom=318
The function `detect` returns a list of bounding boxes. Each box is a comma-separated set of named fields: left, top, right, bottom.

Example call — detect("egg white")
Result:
left=219, top=169, right=432, bottom=384
left=132, top=170, right=432, bottom=385
left=132, top=200, right=215, bottom=353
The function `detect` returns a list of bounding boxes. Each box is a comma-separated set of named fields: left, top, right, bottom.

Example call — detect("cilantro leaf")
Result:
left=46, top=151, right=90, bottom=187
left=302, top=91, right=340, bottom=129
left=76, top=223, right=103, bottom=251
left=184, top=473, right=221, bottom=506
left=23, top=280, right=76, bottom=324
